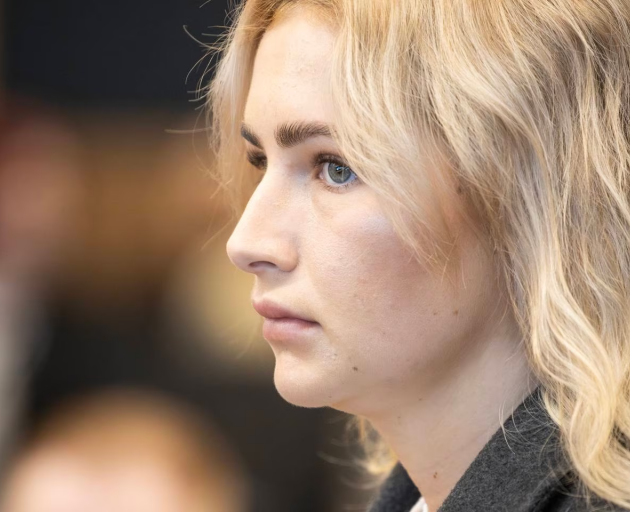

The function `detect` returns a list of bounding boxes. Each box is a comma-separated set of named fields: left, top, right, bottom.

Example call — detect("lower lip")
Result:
left=262, top=318, right=320, bottom=343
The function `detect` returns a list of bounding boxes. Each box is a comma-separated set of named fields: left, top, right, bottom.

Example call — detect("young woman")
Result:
left=206, top=1, right=630, bottom=510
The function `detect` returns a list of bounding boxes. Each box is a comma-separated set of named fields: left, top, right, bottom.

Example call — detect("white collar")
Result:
left=409, top=496, right=429, bottom=512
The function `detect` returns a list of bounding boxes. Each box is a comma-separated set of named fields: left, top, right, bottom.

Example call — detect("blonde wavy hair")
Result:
left=205, top=0, right=630, bottom=507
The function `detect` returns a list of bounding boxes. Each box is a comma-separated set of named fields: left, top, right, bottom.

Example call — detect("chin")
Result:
left=272, top=354, right=337, bottom=409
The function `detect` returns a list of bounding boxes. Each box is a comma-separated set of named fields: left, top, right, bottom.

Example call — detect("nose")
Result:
left=226, top=175, right=299, bottom=275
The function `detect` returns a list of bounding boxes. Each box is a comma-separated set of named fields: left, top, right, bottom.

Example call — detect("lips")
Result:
left=252, top=300, right=316, bottom=323
left=252, top=299, right=320, bottom=343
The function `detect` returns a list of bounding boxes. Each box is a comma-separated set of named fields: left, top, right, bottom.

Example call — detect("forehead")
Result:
left=244, top=9, right=336, bottom=125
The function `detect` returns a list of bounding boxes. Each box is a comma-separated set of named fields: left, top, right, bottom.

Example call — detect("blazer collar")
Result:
left=368, top=386, right=572, bottom=512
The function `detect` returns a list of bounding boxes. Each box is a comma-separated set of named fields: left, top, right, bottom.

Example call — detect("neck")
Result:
left=362, top=332, right=538, bottom=512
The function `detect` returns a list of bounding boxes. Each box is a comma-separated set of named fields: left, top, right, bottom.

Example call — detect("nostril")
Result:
left=249, top=260, right=278, bottom=271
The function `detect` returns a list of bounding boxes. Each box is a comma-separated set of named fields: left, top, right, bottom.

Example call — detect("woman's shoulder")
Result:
left=368, top=463, right=629, bottom=512
left=368, top=388, right=629, bottom=512
left=538, top=477, right=629, bottom=512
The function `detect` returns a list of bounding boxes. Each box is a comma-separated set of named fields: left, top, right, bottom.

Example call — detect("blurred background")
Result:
left=0, top=1, right=378, bottom=510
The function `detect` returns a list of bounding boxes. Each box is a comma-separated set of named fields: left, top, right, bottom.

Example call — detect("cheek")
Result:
left=302, top=192, right=472, bottom=383
left=305, top=194, right=440, bottom=337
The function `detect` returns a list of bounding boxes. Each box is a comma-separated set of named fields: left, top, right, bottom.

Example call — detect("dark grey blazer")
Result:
left=367, top=387, right=628, bottom=512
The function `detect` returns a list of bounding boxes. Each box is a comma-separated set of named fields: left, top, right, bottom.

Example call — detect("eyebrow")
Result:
left=240, top=121, right=333, bottom=150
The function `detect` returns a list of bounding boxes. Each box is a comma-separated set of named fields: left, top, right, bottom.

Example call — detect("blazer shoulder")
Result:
left=537, top=481, right=629, bottom=512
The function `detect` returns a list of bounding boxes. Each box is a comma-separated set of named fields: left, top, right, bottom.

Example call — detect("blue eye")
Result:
left=322, top=161, right=357, bottom=186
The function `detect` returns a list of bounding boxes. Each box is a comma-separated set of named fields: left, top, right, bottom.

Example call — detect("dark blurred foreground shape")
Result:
left=0, top=1, right=378, bottom=511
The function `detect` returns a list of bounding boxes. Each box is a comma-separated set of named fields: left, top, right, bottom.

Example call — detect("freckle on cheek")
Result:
left=352, top=366, right=359, bottom=372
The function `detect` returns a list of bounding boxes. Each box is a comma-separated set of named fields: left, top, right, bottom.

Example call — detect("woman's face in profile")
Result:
left=227, top=7, right=510, bottom=414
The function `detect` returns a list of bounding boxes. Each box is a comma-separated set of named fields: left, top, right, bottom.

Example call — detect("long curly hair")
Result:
left=204, top=0, right=630, bottom=507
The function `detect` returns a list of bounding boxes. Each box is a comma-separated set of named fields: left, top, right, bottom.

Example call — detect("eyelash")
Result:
left=246, top=152, right=359, bottom=193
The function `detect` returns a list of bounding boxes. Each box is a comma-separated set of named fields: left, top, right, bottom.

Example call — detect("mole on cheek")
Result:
left=352, top=366, right=359, bottom=372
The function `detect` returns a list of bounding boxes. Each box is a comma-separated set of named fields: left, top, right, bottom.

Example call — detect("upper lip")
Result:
left=252, top=299, right=317, bottom=323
